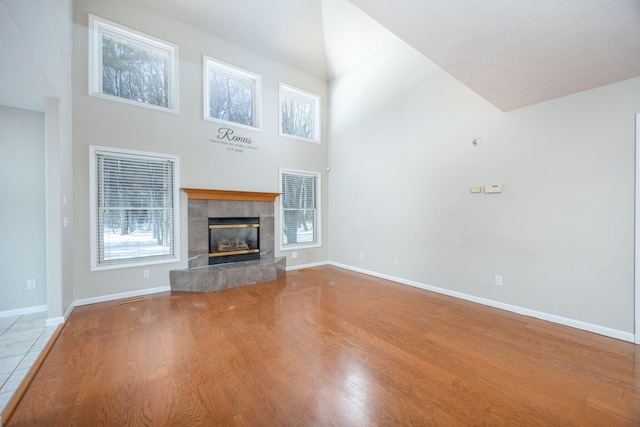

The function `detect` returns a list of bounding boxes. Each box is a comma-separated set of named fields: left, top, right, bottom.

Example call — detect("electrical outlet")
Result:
left=143, top=270, right=150, bottom=279
left=27, top=279, right=37, bottom=290
left=292, top=252, right=298, bottom=259
left=495, top=275, right=503, bottom=286
left=394, top=258, right=400, bottom=266
left=360, top=251, right=364, bottom=258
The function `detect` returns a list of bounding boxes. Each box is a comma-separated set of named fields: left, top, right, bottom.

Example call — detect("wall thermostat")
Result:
left=484, top=184, right=502, bottom=194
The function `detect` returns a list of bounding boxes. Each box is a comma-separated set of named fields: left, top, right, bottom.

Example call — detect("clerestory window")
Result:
left=204, top=56, right=263, bottom=131
left=89, top=15, right=179, bottom=112
left=279, top=83, right=321, bottom=143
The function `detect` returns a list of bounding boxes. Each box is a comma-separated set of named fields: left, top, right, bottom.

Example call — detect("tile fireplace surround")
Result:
left=169, top=189, right=286, bottom=292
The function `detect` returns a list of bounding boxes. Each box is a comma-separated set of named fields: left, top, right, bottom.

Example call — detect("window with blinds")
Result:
left=280, top=169, right=321, bottom=249
left=204, top=56, right=263, bottom=130
left=90, top=146, right=180, bottom=270
left=279, top=83, right=321, bottom=143
left=89, top=14, right=178, bottom=112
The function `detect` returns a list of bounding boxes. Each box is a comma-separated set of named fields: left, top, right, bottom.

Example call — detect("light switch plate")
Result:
left=470, top=187, right=482, bottom=193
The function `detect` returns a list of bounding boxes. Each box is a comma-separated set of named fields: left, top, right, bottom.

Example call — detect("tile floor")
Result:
left=0, top=312, right=57, bottom=414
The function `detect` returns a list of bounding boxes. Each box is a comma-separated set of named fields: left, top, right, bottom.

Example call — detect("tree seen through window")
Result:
left=101, top=34, right=169, bottom=108
left=280, top=84, right=320, bottom=142
left=281, top=170, right=319, bottom=247
left=204, top=57, right=262, bottom=129
left=208, top=71, right=255, bottom=127
left=89, top=15, right=177, bottom=111
left=93, top=150, right=178, bottom=268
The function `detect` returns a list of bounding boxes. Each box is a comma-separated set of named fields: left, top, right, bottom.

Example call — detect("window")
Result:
left=280, top=169, right=321, bottom=249
left=90, top=146, right=180, bottom=270
left=279, top=83, right=321, bottom=143
left=204, top=56, right=262, bottom=130
left=89, top=15, right=178, bottom=112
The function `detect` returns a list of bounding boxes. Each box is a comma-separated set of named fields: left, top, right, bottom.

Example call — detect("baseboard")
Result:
left=286, top=261, right=330, bottom=271
left=0, top=304, right=47, bottom=319
left=45, top=302, right=75, bottom=327
left=45, top=317, right=64, bottom=327
left=329, top=262, right=635, bottom=343
left=40, top=285, right=173, bottom=327
left=73, top=285, right=172, bottom=308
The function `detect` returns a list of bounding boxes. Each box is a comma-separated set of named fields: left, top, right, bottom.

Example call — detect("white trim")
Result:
left=46, top=317, right=65, bottom=327
left=0, top=304, right=47, bottom=319
left=330, top=261, right=635, bottom=343
left=286, top=261, right=330, bottom=271
left=203, top=55, right=263, bottom=131
left=281, top=243, right=322, bottom=251
left=73, top=285, right=171, bottom=308
left=89, top=145, right=181, bottom=271
left=279, top=82, right=321, bottom=144
left=635, top=113, right=640, bottom=344
left=47, top=303, right=76, bottom=327
left=88, top=14, right=179, bottom=113
left=44, top=286, right=171, bottom=326
left=46, top=301, right=77, bottom=327
left=279, top=167, right=322, bottom=250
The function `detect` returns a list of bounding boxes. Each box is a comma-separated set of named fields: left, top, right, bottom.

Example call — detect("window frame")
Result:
left=88, top=14, right=179, bottom=113
left=89, top=145, right=181, bottom=271
left=203, top=55, right=263, bottom=131
left=279, top=83, right=321, bottom=144
left=279, top=168, right=321, bottom=251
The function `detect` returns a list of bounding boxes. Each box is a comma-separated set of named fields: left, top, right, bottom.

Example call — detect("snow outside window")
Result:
left=90, top=146, right=180, bottom=270
left=280, top=169, right=321, bottom=249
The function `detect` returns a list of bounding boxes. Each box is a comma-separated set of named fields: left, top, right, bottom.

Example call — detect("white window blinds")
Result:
left=281, top=169, right=320, bottom=248
left=93, top=149, right=178, bottom=269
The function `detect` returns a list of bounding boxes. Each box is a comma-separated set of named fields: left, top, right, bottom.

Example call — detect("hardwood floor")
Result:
left=6, top=265, right=640, bottom=425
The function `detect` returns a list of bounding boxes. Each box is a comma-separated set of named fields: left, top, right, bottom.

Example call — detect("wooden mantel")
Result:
left=181, top=188, right=280, bottom=202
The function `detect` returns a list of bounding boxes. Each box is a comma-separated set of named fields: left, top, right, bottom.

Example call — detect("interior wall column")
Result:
left=45, top=97, right=64, bottom=322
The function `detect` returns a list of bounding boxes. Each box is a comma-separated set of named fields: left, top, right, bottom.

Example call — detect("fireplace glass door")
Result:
left=208, top=217, right=260, bottom=264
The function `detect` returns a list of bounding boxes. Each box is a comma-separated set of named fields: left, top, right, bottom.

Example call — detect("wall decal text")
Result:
left=209, top=127, right=258, bottom=154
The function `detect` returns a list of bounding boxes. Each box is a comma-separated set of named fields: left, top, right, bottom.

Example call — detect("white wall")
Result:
left=329, top=37, right=637, bottom=334
left=72, top=0, right=329, bottom=300
left=1, top=0, right=74, bottom=321
left=0, top=106, right=47, bottom=312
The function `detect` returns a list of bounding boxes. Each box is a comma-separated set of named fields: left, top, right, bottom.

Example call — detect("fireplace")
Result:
left=170, top=189, right=285, bottom=293
left=209, top=217, right=260, bottom=265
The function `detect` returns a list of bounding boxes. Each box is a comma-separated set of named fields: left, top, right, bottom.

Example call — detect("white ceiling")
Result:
left=348, top=0, right=640, bottom=111
left=124, top=0, right=394, bottom=80
left=1, top=0, right=639, bottom=112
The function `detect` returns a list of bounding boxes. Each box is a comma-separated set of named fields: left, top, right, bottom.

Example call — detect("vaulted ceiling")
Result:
left=348, top=0, right=640, bottom=110
left=2, top=0, right=640, bottom=112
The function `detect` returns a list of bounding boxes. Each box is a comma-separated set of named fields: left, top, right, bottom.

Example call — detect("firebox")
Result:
left=208, top=217, right=260, bottom=265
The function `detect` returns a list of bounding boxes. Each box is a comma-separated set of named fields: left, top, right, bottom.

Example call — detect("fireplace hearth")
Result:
left=169, top=188, right=286, bottom=293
